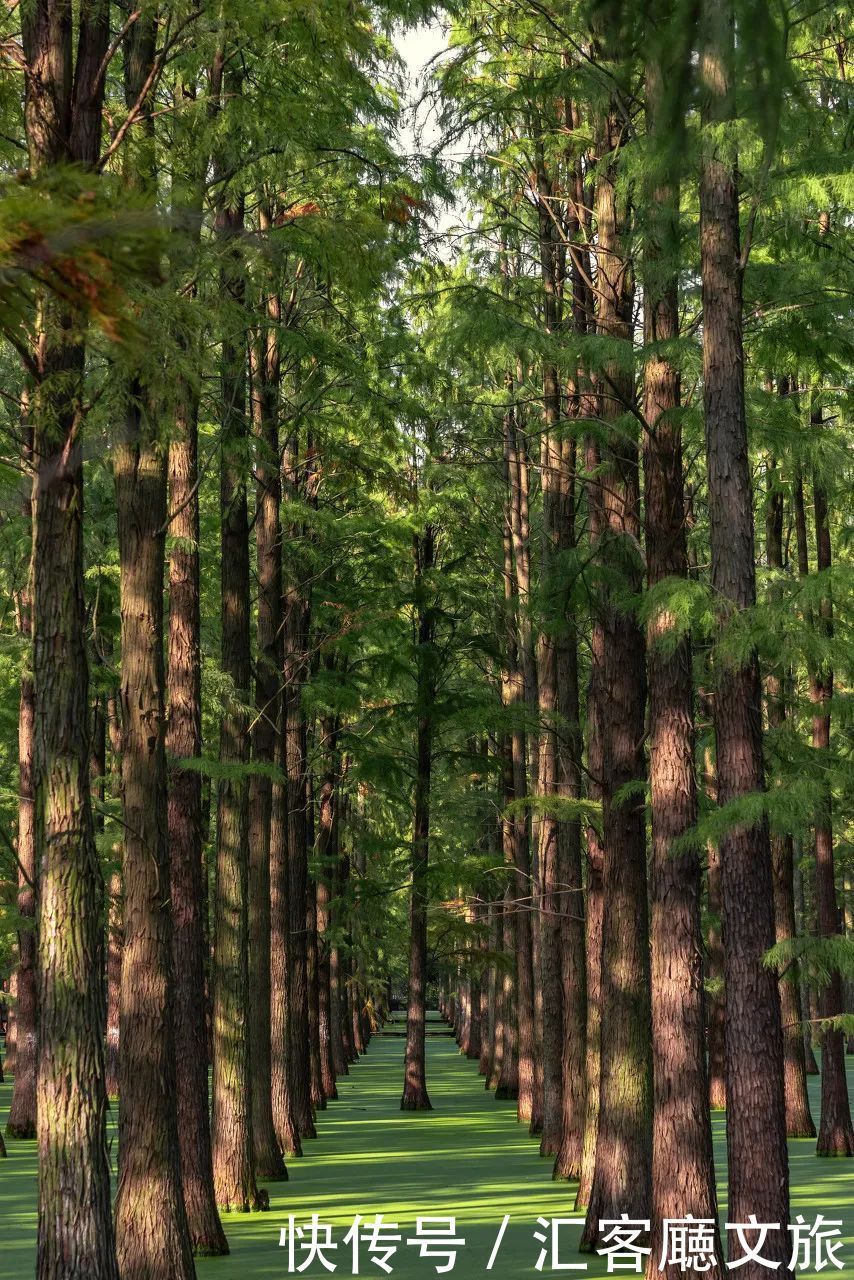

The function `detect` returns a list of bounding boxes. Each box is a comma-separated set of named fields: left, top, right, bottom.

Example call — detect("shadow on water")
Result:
left=0, top=1015, right=852, bottom=1278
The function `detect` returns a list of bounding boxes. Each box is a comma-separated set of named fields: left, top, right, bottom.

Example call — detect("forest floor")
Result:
left=1, top=1020, right=853, bottom=1279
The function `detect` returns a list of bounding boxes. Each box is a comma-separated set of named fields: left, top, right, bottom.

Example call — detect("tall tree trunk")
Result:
left=764, top=445, right=815, bottom=1139
left=643, top=59, right=721, bottom=1278
left=113, top=22, right=197, bottom=1277
left=545, top=126, right=588, bottom=1179
left=211, top=148, right=263, bottom=1208
left=247, top=255, right=288, bottom=1179
left=270, top=760, right=303, bottom=1157
left=534, top=147, right=565, bottom=1159
left=573, top=432, right=606, bottom=1206
left=7, top=418, right=36, bottom=1140
left=581, top=99, right=652, bottom=1250
left=167, top=268, right=231, bottom=1246
left=23, top=2, right=119, bottom=1273
left=307, top=789, right=326, bottom=1109
left=500, top=410, right=535, bottom=1121
left=282, top=433, right=317, bottom=1139
left=809, top=447, right=854, bottom=1156
left=704, top=736, right=727, bottom=1110
left=103, top=688, right=122, bottom=1100
left=699, top=3, right=791, bottom=1268
left=401, top=526, right=435, bottom=1111
left=316, top=718, right=339, bottom=1101
left=792, top=468, right=820, bottom=1079
left=487, top=889, right=505, bottom=1091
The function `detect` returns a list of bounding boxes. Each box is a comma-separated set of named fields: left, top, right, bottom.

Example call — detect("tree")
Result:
left=21, top=0, right=119, bottom=1274
left=698, top=0, right=791, bottom=1269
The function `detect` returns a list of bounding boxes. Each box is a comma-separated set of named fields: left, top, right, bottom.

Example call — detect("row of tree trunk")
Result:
left=2, top=9, right=377, bottom=1280
left=431, top=11, right=852, bottom=1280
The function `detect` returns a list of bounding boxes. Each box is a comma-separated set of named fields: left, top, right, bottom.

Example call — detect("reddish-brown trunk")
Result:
left=699, top=5, right=791, bottom=1267
left=643, top=64, right=721, bottom=1276
left=402, top=527, right=435, bottom=1111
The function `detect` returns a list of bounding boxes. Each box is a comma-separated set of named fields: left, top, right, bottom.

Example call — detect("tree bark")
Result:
left=581, top=99, right=652, bottom=1250
left=643, top=59, right=721, bottom=1277
left=401, top=526, right=435, bottom=1111
left=315, top=718, right=339, bottom=1101
left=282, top=432, right=317, bottom=1139
left=23, top=3, right=119, bottom=1273
left=699, top=4, right=791, bottom=1268
left=764, top=445, right=815, bottom=1139
left=211, top=150, right=264, bottom=1208
left=271, top=761, right=304, bottom=1157
left=7, top=421, right=36, bottom=1140
left=809, top=451, right=854, bottom=1156
left=167, top=304, right=231, bottom=1247
left=247, top=257, right=288, bottom=1179
left=503, top=405, right=537, bottom=1130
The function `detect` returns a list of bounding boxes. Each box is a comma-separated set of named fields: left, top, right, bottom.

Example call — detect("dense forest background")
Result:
left=0, top=1, right=851, bottom=1279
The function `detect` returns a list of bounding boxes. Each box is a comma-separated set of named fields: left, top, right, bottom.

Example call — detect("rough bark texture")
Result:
left=643, top=66, right=721, bottom=1275
left=211, top=164, right=263, bottom=1211
left=699, top=5, right=792, bottom=1268
left=810, top=465, right=854, bottom=1156
left=765, top=448, right=815, bottom=1139
left=167, top=351, right=231, bottom=1247
left=113, top=22, right=197, bottom=1276
left=581, top=102, right=652, bottom=1250
left=316, top=719, right=339, bottom=1101
left=7, top=505, right=36, bottom=1140
left=247, top=270, right=288, bottom=1179
left=23, top=3, right=119, bottom=1277
left=270, top=765, right=303, bottom=1157
left=282, top=434, right=316, bottom=1140
left=792, top=474, right=820, bottom=1080
left=503, top=409, right=537, bottom=1129
left=401, top=526, right=435, bottom=1111
left=574, top=439, right=605, bottom=1206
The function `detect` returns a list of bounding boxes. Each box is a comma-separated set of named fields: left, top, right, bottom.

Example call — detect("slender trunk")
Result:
left=270, top=761, right=303, bottom=1157
left=282, top=434, right=316, bottom=1139
left=307, top=797, right=326, bottom=1110
left=497, top=500, right=520, bottom=1108
left=211, top=153, right=263, bottom=1207
left=478, top=891, right=491, bottom=1078
left=111, top=16, right=196, bottom=1278
left=502, top=411, right=536, bottom=1121
left=167, top=285, right=231, bottom=1245
left=401, top=527, right=435, bottom=1111
left=703, top=731, right=727, bottom=1111
left=643, top=62, right=721, bottom=1277
left=574, top=623, right=604, bottom=1203
left=104, top=869, right=122, bottom=1099
left=581, top=99, right=652, bottom=1249
left=103, top=691, right=122, bottom=1100
left=764, top=445, right=815, bottom=1138
left=534, top=145, right=565, bottom=1158
left=487, top=890, right=504, bottom=1090
left=247, top=262, right=288, bottom=1179
left=551, top=134, right=590, bottom=1179
left=699, top=5, right=791, bottom=1267
left=794, top=848, right=820, bottom=1075
left=7, top=430, right=36, bottom=1140
left=810, top=452, right=854, bottom=1155
left=793, top=470, right=819, bottom=1077
left=4, top=970, right=16, bottom=1076
left=316, top=720, right=339, bottom=1100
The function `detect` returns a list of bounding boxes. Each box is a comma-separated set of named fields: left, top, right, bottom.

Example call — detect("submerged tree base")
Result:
left=400, top=1090, right=433, bottom=1111
left=494, top=1083, right=519, bottom=1101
